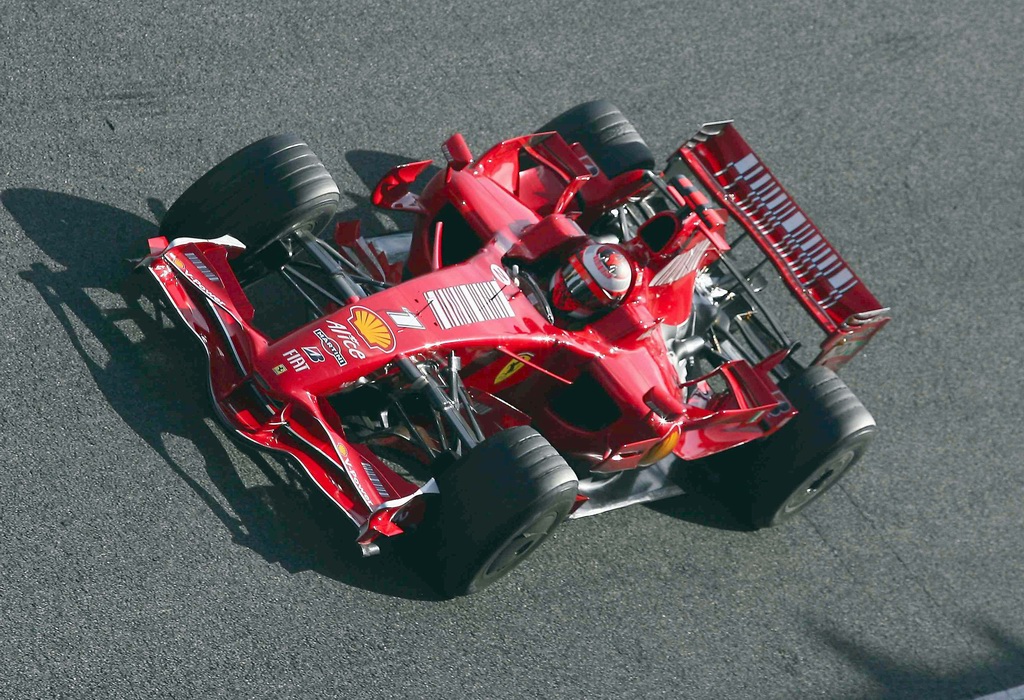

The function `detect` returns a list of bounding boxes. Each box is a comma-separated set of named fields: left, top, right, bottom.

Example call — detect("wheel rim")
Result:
left=782, top=448, right=856, bottom=515
left=232, top=203, right=337, bottom=284
left=246, top=204, right=335, bottom=259
left=475, top=509, right=561, bottom=586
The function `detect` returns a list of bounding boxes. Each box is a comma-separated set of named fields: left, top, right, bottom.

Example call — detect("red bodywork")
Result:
left=141, top=124, right=888, bottom=548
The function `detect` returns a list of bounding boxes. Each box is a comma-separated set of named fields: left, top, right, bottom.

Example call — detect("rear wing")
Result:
left=672, top=121, right=890, bottom=370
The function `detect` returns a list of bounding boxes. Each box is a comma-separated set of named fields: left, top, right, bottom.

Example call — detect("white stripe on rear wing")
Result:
left=675, top=121, right=889, bottom=369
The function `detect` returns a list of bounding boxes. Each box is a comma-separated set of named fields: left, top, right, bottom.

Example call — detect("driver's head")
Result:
left=550, top=243, right=633, bottom=319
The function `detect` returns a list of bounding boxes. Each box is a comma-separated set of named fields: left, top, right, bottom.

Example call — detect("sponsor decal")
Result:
left=164, top=252, right=230, bottom=312
left=423, top=280, right=515, bottom=330
left=385, top=308, right=425, bottom=330
left=184, top=251, right=221, bottom=283
left=362, top=460, right=390, bottom=498
left=494, top=353, right=534, bottom=384
left=314, top=328, right=347, bottom=367
left=491, top=264, right=511, bottom=286
left=334, top=443, right=374, bottom=504
left=578, top=153, right=600, bottom=177
left=348, top=306, right=395, bottom=352
left=325, top=320, right=367, bottom=359
left=283, top=348, right=309, bottom=372
left=590, top=246, right=624, bottom=282
left=272, top=364, right=287, bottom=375
left=302, top=346, right=325, bottom=363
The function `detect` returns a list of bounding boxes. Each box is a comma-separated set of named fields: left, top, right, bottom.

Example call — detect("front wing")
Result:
left=139, top=235, right=435, bottom=552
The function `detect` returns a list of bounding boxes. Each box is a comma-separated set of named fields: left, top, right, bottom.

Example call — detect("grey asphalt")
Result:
left=2, top=1, right=1022, bottom=698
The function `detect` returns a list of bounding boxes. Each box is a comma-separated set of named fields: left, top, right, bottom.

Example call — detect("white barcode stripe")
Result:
left=734, top=153, right=758, bottom=174
left=424, top=292, right=450, bottom=328
left=426, top=281, right=515, bottom=330
left=442, top=287, right=467, bottom=326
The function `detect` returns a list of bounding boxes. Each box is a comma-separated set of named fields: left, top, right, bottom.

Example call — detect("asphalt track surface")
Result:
left=1, top=2, right=1022, bottom=698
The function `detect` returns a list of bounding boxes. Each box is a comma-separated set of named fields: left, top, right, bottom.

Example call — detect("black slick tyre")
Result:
left=434, top=426, right=577, bottom=597
left=159, top=134, right=340, bottom=282
left=743, top=365, right=877, bottom=529
left=538, top=99, right=655, bottom=179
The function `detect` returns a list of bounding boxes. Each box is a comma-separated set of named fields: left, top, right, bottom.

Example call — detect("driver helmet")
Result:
left=550, top=243, right=633, bottom=319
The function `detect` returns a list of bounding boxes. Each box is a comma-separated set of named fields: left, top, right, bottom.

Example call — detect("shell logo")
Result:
left=348, top=306, right=395, bottom=352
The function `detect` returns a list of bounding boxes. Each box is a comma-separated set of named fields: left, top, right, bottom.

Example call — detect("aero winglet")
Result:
left=371, top=159, right=434, bottom=213
left=678, top=122, right=886, bottom=332
left=677, top=121, right=890, bottom=368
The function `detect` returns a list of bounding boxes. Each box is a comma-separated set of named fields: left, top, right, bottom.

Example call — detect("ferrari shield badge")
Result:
left=494, top=353, right=534, bottom=384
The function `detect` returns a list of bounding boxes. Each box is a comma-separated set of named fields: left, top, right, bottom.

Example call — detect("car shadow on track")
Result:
left=643, top=483, right=757, bottom=532
left=633, top=446, right=760, bottom=532
left=340, top=149, right=440, bottom=237
left=812, top=620, right=1024, bottom=699
left=4, top=187, right=444, bottom=601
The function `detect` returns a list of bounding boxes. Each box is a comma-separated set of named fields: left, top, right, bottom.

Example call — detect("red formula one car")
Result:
left=140, top=101, right=889, bottom=595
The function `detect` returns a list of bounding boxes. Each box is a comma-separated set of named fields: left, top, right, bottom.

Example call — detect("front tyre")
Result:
left=538, top=99, right=655, bottom=179
left=435, top=427, right=578, bottom=596
left=159, top=134, right=340, bottom=283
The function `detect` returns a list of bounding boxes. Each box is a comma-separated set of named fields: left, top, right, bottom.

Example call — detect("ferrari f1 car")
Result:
left=140, top=101, right=889, bottom=595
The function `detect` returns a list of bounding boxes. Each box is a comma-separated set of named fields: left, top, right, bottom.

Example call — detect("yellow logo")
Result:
left=494, top=353, right=534, bottom=384
left=272, top=364, right=287, bottom=375
left=348, top=306, right=395, bottom=352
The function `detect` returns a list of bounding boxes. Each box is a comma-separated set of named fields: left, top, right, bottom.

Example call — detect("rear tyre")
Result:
left=538, top=99, right=655, bottom=179
left=159, top=134, right=340, bottom=283
left=435, top=426, right=578, bottom=596
left=743, top=366, right=877, bottom=528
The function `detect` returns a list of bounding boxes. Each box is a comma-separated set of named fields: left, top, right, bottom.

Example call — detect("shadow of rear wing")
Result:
left=673, top=121, right=890, bottom=371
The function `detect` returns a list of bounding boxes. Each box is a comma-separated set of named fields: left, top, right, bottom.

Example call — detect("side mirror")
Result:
left=370, top=159, right=434, bottom=213
left=443, top=133, right=473, bottom=170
